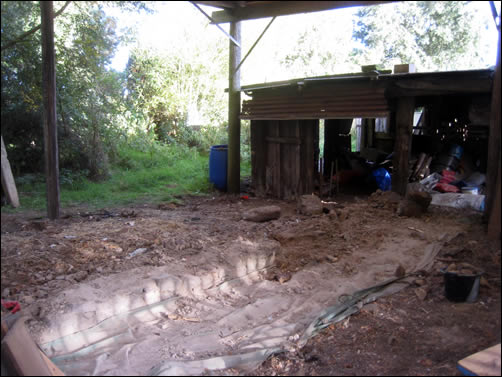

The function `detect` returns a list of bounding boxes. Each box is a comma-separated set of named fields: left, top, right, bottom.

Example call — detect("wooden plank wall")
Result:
left=251, top=119, right=318, bottom=199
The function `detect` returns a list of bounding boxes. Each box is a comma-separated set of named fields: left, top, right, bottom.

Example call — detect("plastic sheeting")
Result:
left=38, top=234, right=455, bottom=376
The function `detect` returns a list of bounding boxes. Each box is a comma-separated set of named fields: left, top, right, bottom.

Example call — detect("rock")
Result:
left=54, top=261, right=67, bottom=275
left=414, top=279, right=427, bottom=286
left=388, top=334, right=398, bottom=345
left=127, top=247, right=149, bottom=259
left=395, top=264, right=406, bottom=278
left=480, top=276, right=492, bottom=288
left=2, top=288, right=10, bottom=298
left=397, top=198, right=425, bottom=217
left=397, top=188, right=432, bottom=217
left=278, top=272, right=292, bottom=284
left=242, top=205, right=281, bottom=222
left=446, top=263, right=457, bottom=273
left=35, top=290, right=48, bottom=299
left=297, top=195, right=323, bottom=216
left=336, top=209, right=350, bottom=221
left=408, top=190, right=432, bottom=210
left=414, top=287, right=428, bottom=301
left=70, top=271, right=88, bottom=282
left=30, top=221, right=47, bottom=231
left=326, top=255, right=339, bottom=263
left=22, top=295, right=35, bottom=305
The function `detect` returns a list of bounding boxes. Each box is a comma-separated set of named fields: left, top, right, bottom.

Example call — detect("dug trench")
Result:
left=1, top=193, right=500, bottom=375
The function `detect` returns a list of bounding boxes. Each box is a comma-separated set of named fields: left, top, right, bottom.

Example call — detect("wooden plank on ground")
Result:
left=1, top=317, right=53, bottom=376
left=457, top=343, right=501, bottom=376
left=1, top=135, right=20, bottom=208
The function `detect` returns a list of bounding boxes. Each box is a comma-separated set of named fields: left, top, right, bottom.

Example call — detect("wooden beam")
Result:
left=387, top=78, right=493, bottom=97
left=488, top=164, right=501, bottom=239
left=193, top=1, right=237, bottom=8
left=41, top=1, right=60, bottom=219
left=392, top=97, right=415, bottom=196
left=210, top=1, right=395, bottom=23
left=227, top=21, right=241, bottom=194
left=1, top=135, right=20, bottom=208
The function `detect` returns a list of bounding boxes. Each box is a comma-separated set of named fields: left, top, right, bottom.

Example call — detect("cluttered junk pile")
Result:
left=324, top=141, right=486, bottom=214
left=409, top=143, right=486, bottom=212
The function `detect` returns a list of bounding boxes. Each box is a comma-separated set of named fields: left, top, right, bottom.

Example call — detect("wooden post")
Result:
left=392, top=97, right=415, bottom=196
left=227, top=21, right=241, bottom=194
left=329, top=161, right=334, bottom=197
left=1, top=136, right=20, bottom=208
left=488, top=164, right=501, bottom=239
left=487, top=28, right=501, bottom=239
left=41, top=1, right=60, bottom=219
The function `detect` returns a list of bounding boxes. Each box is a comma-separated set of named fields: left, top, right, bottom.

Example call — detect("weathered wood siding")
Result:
left=251, top=119, right=318, bottom=199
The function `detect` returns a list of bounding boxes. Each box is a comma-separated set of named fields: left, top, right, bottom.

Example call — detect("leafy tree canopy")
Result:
left=352, top=1, right=492, bottom=71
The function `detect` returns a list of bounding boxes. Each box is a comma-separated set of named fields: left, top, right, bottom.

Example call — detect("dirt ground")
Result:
left=1, top=190, right=500, bottom=376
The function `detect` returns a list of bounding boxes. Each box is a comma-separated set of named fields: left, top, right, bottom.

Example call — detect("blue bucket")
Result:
left=372, top=168, right=391, bottom=191
left=209, top=145, right=228, bottom=191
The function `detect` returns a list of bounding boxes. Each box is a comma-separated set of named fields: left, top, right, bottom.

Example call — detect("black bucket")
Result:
left=441, top=269, right=483, bottom=303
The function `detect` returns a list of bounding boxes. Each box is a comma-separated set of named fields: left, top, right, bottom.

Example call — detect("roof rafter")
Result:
left=192, top=1, right=396, bottom=23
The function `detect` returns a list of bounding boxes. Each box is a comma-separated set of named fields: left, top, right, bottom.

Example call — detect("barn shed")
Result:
left=241, top=68, right=494, bottom=200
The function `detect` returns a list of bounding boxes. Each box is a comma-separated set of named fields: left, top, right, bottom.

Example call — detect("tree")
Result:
left=1, top=1, right=149, bottom=179
left=352, top=1, right=490, bottom=71
left=124, top=42, right=227, bottom=146
left=278, top=1, right=493, bottom=76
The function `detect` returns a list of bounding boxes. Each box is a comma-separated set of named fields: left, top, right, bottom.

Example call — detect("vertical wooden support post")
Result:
left=41, top=1, right=60, bottom=219
left=1, top=136, right=20, bottom=208
left=392, top=97, right=415, bottom=197
left=227, top=21, right=241, bottom=194
left=488, top=165, right=501, bottom=239
left=486, top=28, right=501, bottom=239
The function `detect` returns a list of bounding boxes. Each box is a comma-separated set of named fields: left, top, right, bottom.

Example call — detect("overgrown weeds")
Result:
left=3, top=135, right=251, bottom=212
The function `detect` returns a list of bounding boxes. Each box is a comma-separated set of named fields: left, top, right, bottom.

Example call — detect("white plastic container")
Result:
left=430, top=193, right=485, bottom=212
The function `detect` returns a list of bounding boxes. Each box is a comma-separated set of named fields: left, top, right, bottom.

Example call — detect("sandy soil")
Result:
left=1, top=191, right=500, bottom=376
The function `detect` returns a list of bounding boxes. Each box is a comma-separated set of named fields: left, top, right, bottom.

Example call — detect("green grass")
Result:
left=2, top=142, right=252, bottom=213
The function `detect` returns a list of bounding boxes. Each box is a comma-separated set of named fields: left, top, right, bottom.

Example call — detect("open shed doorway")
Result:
left=319, top=117, right=394, bottom=200
left=408, top=95, right=491, bottom=199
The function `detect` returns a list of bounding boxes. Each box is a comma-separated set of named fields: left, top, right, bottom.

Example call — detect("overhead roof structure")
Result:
left=193, top=1, right=396, bottom=23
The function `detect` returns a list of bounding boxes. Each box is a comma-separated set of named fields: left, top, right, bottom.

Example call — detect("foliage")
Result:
left=351, top=1, right=489, bottom=71
left=123, top=43, right=227, bottom=147
left=279, top=1, right=493, bottom=75
left=1, top=1, right=147, bottom=180
left=5, top=142, right=219, bottom=211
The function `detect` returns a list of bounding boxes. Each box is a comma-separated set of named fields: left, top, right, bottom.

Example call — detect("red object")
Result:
left=434, top=170, right=460, bottom=193
left=434, top=183, right=460, bottom=193
left=332, top=170, right=364, bottom=185
left=240, top=195, right=249, bottom=200
left=1, top=300, right=21, bottom=314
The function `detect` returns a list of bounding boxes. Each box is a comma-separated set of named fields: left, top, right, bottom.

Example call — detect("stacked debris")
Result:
left=409, top=143, right=486, bottom=212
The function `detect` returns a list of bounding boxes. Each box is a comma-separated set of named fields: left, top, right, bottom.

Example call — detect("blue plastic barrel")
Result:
left=209, top=145, right=228, bottom=191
